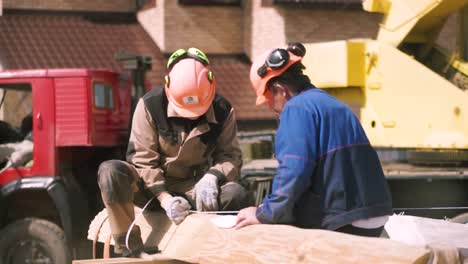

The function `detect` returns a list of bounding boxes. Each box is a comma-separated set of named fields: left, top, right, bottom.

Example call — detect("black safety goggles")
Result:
left=257, top=42, right=306, bottom=78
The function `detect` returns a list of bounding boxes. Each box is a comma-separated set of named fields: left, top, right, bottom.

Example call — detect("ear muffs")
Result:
left=208, top=70, right=214, bottom=83
left=164, top=75, right=170, bottom=87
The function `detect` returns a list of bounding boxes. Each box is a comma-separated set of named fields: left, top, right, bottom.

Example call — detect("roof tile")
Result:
left=0, top=11, right=166, bottom=86
left=210, top=55, right=275, bottom=120
left=0, top=11, right=274, bottom=120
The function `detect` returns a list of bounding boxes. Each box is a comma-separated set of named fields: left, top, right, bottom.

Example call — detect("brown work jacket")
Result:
left=126, top=98, right=242, bottom=196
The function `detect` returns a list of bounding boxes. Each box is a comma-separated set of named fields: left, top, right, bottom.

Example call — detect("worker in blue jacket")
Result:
left=235, top=43, right=392, bottom=237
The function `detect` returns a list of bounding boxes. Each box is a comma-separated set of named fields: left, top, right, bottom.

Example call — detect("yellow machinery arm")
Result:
left=363, top=0, right=467, bottom=47
left=302, top=0, right=468, bottom=154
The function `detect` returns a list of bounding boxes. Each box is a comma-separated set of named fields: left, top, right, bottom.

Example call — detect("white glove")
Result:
left=0, top=144, right=16, bottom=162
left=9, top=140, right=33, bottom=166
left=0, top=140, right=33, bottom=172
left=192, top=173, right=219, bottom=212
left=161, top=196, right=191, bottom=225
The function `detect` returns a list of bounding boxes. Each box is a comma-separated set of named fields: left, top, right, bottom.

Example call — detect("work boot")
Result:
left=113, top=227, right=144, bottom=255
left=113, top=226, right=160, bottom=258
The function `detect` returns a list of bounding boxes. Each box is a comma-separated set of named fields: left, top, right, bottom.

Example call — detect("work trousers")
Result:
left=97, top=160, right=253, bottom=253
left=335, top=225, right=384, bottom=237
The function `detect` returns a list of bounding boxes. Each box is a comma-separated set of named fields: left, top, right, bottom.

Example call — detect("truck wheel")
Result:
left=451, top=212, right=468, bottom=224
left=0, top=218, right=71, bottom=264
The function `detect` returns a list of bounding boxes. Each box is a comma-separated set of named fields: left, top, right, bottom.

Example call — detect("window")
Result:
left=0, top=83, right=32, bottom=128
left=93, top=83, right=114, bottom=109
left=179, top=0, right=241, bottom=6
left=273, top=0, right=362, bottom=8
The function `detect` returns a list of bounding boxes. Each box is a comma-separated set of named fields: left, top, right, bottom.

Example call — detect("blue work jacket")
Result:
left=256, top=87, right=392, bottom=230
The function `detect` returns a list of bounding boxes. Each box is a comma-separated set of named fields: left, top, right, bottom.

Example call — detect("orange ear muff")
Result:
left=164, top=75, right=170, bottom=87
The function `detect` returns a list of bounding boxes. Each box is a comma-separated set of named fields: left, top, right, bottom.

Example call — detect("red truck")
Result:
left=0, top=54, right=151, bottom=263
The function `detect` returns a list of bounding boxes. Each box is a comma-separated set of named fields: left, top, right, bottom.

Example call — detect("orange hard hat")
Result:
left=249, top=43, right=306, bottom=105
left=164, top=48, right=215, bottom=118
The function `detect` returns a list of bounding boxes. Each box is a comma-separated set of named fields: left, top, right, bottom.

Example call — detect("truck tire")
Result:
left=451, top=212, right=468, bottom=224
left=0, top=218, right=71, bottom=264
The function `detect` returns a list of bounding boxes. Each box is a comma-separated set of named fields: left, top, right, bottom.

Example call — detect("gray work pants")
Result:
left=97, top=159, right=253, bottom=253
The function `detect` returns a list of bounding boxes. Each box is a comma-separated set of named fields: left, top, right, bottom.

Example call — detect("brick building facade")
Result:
left=138, top=0, right=244, bottom=54
left=0, top=1, right=160, bottom=124
left=137, top=0, right=382, bottom=59
left=0, top=0, right=462, bottom=126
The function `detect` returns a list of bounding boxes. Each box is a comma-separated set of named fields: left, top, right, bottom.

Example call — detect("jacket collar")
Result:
left=167, top=103, right=218, bottom=124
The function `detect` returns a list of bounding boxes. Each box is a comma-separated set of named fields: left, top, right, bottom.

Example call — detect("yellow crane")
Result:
left=304, top=0, right=467, bottom=159
left=298, top=0, right=468, bottom=222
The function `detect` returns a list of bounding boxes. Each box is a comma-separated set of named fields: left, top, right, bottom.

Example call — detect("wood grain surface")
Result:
left=88, top=208, right=431, bottom=264
left=162, top=214, right=430, bottom=264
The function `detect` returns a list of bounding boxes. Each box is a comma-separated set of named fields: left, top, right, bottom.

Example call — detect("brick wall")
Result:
left=244, top=1, right=286, bottom=60
left=244, top=1, right=382, bottom=60
left=138, top=1, right=380, bottom=57
left=282, top=8, right=381, bottom=44
left=242, top=0, right=252, bottom=57
left=138, top=0, right=243, bottom=54
left=138, top=0, right=165, bottom=50
left=165, top=1, right=243, bottom=54
left=3, top=0, right=136, bottom=12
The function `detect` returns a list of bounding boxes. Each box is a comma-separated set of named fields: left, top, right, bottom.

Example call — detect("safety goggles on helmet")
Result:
left=164, top=48, right=216, bottom=118
left=249, top=42, right=306, bottom=106
left=167, top=47, right=210, bottom=70
left=257, top=42, right=306, bottom=78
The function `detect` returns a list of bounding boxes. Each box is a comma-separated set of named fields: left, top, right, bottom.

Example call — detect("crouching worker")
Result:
left=235, top=43, right=392, bottom=237
left=98, top=48, right=252, bottom=257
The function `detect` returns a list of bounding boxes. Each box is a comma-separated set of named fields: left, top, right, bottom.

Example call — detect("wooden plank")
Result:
left=89, top=209, right=431, bottom=264
left=72, top=257, right=183, bottom=264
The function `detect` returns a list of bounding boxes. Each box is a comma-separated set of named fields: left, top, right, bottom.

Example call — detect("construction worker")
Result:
left=98, top=47, right=252, bottom=257
left=235, top=43, right=392, bottom=237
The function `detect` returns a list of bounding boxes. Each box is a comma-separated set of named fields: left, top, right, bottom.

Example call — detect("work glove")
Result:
left=8, top=140, right=33, bottom=166
left=0, top=143, right=15, bottom=162
left=192, top=173, right=219, bottom=212
left=161, top=196, right=191, bottom=225
left=0, top=140, right=33, bottom=173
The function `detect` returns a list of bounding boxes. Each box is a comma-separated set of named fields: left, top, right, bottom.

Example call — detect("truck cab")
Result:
left=0, top=69, right=132, bottom=263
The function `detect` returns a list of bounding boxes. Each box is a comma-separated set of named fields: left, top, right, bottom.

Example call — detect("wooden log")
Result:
left=88, top=208, right=431, bottom=263
left=72, top=257, right=184, bottom=264
left=162, top=214, right=431, bottom=264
